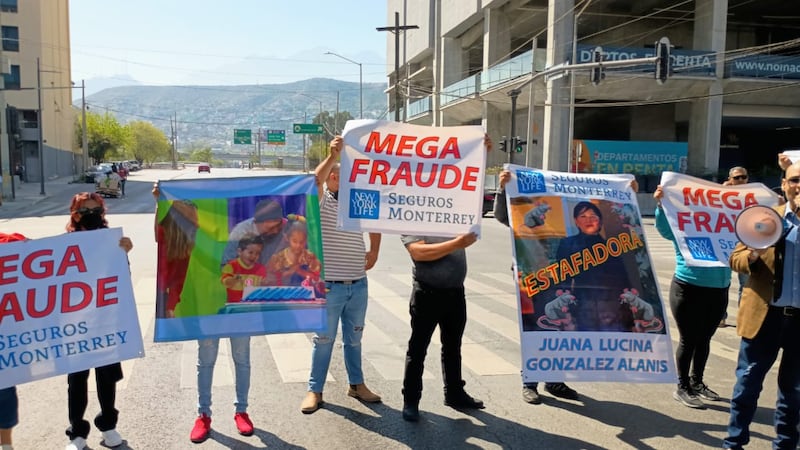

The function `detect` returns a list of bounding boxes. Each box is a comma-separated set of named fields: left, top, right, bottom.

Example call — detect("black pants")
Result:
left=403, top=283, right=466, bottom=404
left=66, top=363, right=123, bottom=439
left=669, top=278, right=727, bottom=386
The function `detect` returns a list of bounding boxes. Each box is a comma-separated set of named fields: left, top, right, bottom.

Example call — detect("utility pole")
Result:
left=377, top=12, right=418, bottom=122
left=36, top=58, right=45, bottom=195
left=170, top=113, right=178, bottom=170
left=81, top=80, right=88, bottom=172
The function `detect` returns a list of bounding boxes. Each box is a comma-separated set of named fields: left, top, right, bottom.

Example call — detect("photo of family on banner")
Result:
left=502, top=164, right=675, bottom=383
left=153, top=174, right=327, bottom=342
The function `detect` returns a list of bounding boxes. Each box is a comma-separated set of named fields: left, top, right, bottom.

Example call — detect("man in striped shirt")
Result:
left=301, top=136, right=382, bottom=414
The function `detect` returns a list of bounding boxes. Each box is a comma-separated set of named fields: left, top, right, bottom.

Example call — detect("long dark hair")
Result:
left=66, top=192, right=108, bottom=232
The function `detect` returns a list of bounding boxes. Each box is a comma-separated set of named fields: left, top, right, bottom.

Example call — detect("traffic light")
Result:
left=655, top=37, right=672, bottom=84
left=514, top=137, right=526, bottom=153
left=590, top=46, right=605, bottom=86
left=498, top=136, right=508, bottom=152
left=5, top=105, right=19, bottom=134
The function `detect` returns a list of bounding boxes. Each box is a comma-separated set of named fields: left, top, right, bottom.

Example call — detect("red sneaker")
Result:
left=234, top=412, right=254, bottom=436
left=190, top=414, right=211, bottom=443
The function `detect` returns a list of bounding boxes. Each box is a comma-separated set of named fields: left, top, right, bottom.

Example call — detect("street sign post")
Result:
left=234, top=129, right=252, bottom=144
left=293, top=123, right=323, bottom=134
left=266, top=129, right=286, bottom=145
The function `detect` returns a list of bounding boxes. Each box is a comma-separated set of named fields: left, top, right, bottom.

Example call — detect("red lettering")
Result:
left=0, top=292, right=24, bottom=324
left=96, top=276, right=119, bottom=307
left=677, top=211, right=691, bottom=230
left=27, top=285, right=56, bottom=318
left=683, top=187, right=706, bottom=206
left=395, top=135, right=415, bottom=157
left=0, top=254, right=19, bottom=285
left=461, top=166, right=479, bottom=191
left=364, top=132, right=396, bottom=154
left=390, top=162, right=413, bottom=186
left=695, top=212, right=711, bottom=232
left=58, top=245, right=87, bottom=275
left=706, top=189, right=722, bottom=208
left=416, top=136, right=439, bottom=158
left=437, top=165, right=461, bottom=189
left=415, top=164, right=438, bottom=187
left=350, top=159, right=370, bottom=182
left=439, top=137, right=461, bottom=159
left=716, top=213, right=736, bottom=233
left=369, top=160, right=391, bottom=184
left=61, top=282, right=93, bottom=313
left=24, top=249, right=54, bottom=279
left=744, top=193, right=758, bottom=208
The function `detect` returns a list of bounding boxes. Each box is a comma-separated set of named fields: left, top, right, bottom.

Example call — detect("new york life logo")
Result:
left=516, top=170, right=546, bottom=194
left=349, top=189, right=380, bottom=219
left=684, top=237, right=717, bottom=261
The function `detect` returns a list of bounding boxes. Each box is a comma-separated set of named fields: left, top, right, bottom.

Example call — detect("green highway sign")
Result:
left=266, top=129, right=286, bottom=145
left=293, top=123, right=323, bottom=134
left=234, top=129, right=252, bottom=144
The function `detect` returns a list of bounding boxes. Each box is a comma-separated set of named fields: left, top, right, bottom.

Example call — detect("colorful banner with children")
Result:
left=503, top=164, right=676, bottom=383
left=338, top=119, right=486, bottom=237
left=0, top=229, right=144, bottom=389
left=658, top=171, right=781, bottom=267
left=154, top=175, right=327, bottom=342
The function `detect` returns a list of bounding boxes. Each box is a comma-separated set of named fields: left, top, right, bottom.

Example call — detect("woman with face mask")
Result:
left=64, top=192, right=133, bottom=450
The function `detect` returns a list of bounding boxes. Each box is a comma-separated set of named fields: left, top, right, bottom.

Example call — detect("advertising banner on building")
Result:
left=658, top=172, right=782, bottom=267
left=572, top=140, right=688, bottom=175
left=154, top=175, right=326, bottom=342
left=0, top=229, right=144, bottom=389
left=503, top=164, right=676, bottom=383
left=339, top=120, right=486, bottom=237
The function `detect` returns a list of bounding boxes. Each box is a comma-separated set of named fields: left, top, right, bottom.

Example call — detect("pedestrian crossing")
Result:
left=110, top=220, right=763, bottom=393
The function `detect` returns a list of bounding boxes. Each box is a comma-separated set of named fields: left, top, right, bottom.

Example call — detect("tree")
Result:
left=127, top=121, right=172, bottom=164
left=312, top=110, right=354, bottom=145
left=80, top=111, right=130, bottom=164
left=188, top=147, right=213, bottom=163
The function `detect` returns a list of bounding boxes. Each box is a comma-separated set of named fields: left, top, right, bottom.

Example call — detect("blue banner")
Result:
left=577, top=44, right=716, bottom=77
left=154, top=175, right=326, bottom=342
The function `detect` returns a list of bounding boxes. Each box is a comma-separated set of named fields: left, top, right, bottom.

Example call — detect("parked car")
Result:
left=84, top=163, right=114, bottom=183
left=483, top=189, right=497, bottom=217
left=126, top=160, right=141, bottom=171
left=198, top=164, right=211, bottom=173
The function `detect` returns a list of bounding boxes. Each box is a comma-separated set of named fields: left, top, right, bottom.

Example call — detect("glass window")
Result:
left=2, top=26, right=19, bottom=52
left=2, top=64, right=19, bottom=89
left=0, top=0, right=17, bottom=13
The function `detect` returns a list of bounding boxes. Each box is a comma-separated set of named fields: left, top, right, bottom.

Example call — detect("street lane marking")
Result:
left=266, top=334, right=327, bottom=384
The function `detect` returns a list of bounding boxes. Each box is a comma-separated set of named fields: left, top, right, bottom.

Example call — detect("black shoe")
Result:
left=691, top=381, right=720, bottom=401
left=444, top=391, right=485, bottom=409
left=522, top=386, right=542, bottom=404
left=544, top=382, right=579, bottom=400
left=402, top=403, right=419, bottom=422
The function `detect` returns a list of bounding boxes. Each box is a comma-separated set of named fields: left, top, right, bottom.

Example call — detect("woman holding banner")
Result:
left=654, top=185, right=730, bottom=409
left=64, top=192, right=133, bottom=450
left=0, top=233, right=27, bottom=450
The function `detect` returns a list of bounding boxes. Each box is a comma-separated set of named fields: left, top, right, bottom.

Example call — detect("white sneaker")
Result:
left=65, top=437, right=87, bottom=450
left=101, top=429, right=123, bottom=447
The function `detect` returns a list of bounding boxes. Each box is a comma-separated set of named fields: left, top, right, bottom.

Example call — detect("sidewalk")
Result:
left=0, top=176, right=87, bottom=216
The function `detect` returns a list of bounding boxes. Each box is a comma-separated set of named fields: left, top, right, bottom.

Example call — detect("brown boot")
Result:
left=301, top=391, right=323, bottom=414
left=347, top=383, right=381, bottom=403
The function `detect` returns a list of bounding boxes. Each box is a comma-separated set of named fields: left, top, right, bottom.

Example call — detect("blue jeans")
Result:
left=197, top=337, right=250, bottom=416
left=308, top=278, right=368, bottom=393
left=724, top=308, right=800, bottom=449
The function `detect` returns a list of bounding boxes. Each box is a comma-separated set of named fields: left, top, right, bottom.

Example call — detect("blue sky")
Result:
left=70, top=0, right=389, bottom=89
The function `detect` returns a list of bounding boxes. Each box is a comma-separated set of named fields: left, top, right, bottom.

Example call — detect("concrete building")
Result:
left=0, top=0, right=76, bottom=200
left=384, top=0, right=800, bottom=203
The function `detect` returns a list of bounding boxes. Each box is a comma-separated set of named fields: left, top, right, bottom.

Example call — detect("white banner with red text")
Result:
left=503, top=164, right=676, bottom=383
left=0, top=228, right=144, bottom=389
left=338, top=120, right=486, bottom=237
left=658, top=172, right=781, bottom=267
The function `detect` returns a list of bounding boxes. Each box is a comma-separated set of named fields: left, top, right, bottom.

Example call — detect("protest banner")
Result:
left=338, top=119, right=486, bottom=236
left=783, top=150, right=800, bottom=164
left=154, top=175, right=326, bottom=342
left=0, top=229, right=144, bottom=389
left=503, top=164, right=676, bottom=383
left=658, top=171, right=781, bottom=267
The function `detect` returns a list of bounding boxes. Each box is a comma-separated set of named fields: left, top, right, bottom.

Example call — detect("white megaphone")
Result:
left=735, top=205, right=783, bottom=249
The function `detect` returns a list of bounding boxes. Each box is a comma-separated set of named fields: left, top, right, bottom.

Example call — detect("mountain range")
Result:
left=83, top=78, right=390, bottom=153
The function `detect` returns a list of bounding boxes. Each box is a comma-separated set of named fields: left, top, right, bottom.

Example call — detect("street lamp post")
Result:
left=36, top=58, right=45, bottom=195
left=324, top=51, right=363, bottom=119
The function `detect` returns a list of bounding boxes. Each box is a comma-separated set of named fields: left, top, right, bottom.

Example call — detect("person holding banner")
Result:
left=724, top=161, right=800, bottom=449
left=654, top=185, right=730, bottom=409
left=301, top=136, right=382, bottom=414
left=493, top=169, right=579, bottom=405
left=720, top=166, right=750, bottom=328
left=154, top=196, right=199, bottom=318
left=0, top=232, right=27, bottom=450
left=64, top=192, right=133, bottom=450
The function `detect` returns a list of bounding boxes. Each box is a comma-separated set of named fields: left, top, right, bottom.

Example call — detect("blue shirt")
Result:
left=774, top=209, right=800, bottom=308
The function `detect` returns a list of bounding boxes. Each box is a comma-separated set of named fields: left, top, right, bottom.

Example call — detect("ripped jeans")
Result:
left=308, top=277, right=368, bottom=393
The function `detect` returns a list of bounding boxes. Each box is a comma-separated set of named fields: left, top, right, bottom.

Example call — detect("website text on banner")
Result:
left=154, top=175, right=327, bottom=342
left=339, top=120, right=486, bottom=237
left=503, top=164, right=676, bottom=383
left=658, top=172, right=781, bottom=268
left=0, top=229, right=144, bottom=389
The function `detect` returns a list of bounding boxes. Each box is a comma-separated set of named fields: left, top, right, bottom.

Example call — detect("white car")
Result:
left=84, top=163, right=114, bottom=183
left=125, top=160, right=141, bottom=171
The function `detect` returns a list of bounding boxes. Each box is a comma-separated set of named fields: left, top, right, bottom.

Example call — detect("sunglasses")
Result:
left=787, top=177, right=800, bottom=185
left=732, top=175, right=748, bottom=181
left=76, top=207, right=104, bottom=215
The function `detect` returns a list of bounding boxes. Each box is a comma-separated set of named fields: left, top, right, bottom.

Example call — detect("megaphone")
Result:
left=735, top=205, right=783, bottom=249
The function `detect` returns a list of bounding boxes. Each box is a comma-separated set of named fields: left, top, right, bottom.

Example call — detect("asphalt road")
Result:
left=1, top=167, right=782, bottom=449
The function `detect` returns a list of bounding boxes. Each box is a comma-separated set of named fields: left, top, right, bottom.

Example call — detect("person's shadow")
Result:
left=555, top=394, right=774, bottom=449
left=322, top=402, right=605, bottom=449
left=207, top=429, right=306, bottom=450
